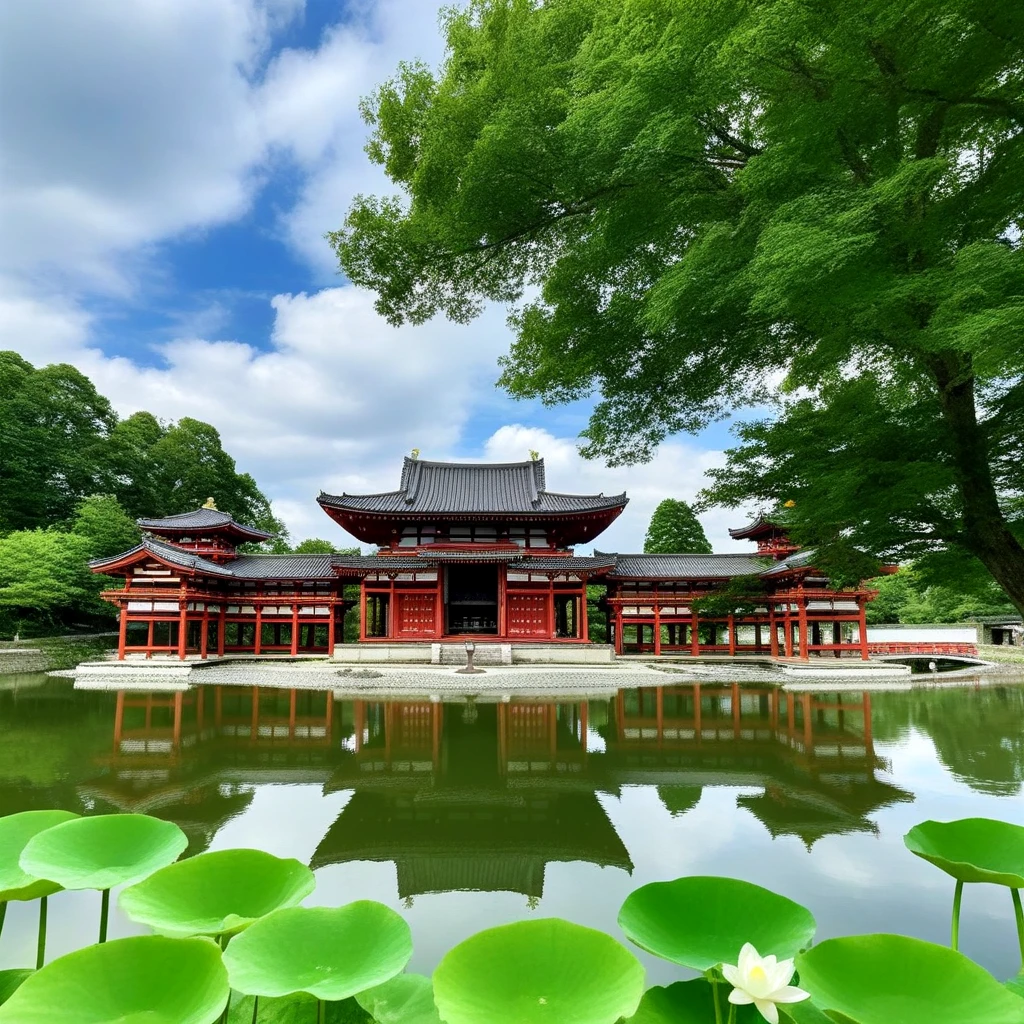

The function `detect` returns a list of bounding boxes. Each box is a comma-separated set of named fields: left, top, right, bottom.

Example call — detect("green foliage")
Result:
left=433, top=918, right=645, bottom=1024
left=904, top=818, right=1024, bottom=888
left=356, top=973, right=441, bottom=1024
left=624, top=979, right=759, bottom=1024
left=336, top=0, right=1024, bottom=612
left=119, top=848, right=316, bottom=937
left=70, top=495, right=141, bottom=560
left=0, top=970, right=31, bottom=1008
left=291, top=539, right=360, bottom=555
left=0, top=352, right=114, bottom=534
left=0, top=810, right=79, bottom=902
left=0, top=935, right=229, bottom=1024
left=866, top=564, right=1017, bottom=624
left=223, top=902, right=412, bottom=1001
left=0, top=531, right=97, bottom=622
left=618, top=876, right=816, bottom=973
left=20, top=813, right=188, bottom=892
left=796, top=934, right=1024, bottom=1024
left=643, top=500, right=711, bottom=554
left=691, top=575, right=769, bottom=617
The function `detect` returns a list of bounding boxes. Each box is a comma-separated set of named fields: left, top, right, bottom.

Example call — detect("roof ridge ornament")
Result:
left=202, top=497, right=218, bottom=510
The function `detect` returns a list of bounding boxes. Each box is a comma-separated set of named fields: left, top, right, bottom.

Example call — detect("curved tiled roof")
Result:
left=319, top=458, right=627, bottom=516
left=599, top=552, right=771, bottom=579
left=728, top=515, right=783, bottom=540
left=137, top=507, right=273, bottom=541
left=90, top=538, right=235, bottom=577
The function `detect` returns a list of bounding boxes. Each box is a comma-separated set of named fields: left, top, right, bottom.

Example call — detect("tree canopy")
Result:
left=0, top=352, right=283, bottom=538
left=334, top=0, right=1024, bottom=613
left=643, top=499, right=711, bottom=553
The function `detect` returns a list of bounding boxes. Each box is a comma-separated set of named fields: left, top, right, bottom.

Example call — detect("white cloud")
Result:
left=0, top=0, right=752, bottom=553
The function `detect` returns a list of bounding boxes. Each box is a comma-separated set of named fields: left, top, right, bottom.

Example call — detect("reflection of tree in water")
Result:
left=657, top=786, right=703, bottom=818
left=870, top=686, right=1024, bottom=795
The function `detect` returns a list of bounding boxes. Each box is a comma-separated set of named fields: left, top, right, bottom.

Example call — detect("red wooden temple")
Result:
left=90, top=458, right=879, bottom=660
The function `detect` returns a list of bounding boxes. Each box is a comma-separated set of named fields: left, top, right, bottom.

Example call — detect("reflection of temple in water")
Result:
left=89, top=683, right=911, bottom=887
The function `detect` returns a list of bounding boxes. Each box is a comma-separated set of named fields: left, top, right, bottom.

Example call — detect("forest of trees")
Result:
left=0, top=352, right=291, bottom=637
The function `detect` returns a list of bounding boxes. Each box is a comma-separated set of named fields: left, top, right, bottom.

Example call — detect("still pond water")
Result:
left=2, top=674, right=1023, bottom=983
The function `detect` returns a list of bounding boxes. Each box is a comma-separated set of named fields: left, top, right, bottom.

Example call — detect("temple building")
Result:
left=90, top=456, right=879, bottom=660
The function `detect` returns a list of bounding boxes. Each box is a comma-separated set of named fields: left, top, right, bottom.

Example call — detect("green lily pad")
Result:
left=624, top=980, right=761, bottom=1024
left=223, top=902, right=412, bottom=1001
left=20, top=813, right=187, bottom=891
left=904, top=818, right=1024, bottom=886
left=119, top=848, right=315, bottom=937
left=618, top=876, right=816, bottom=971
left=432, top=918, right=645, bottom=1024
left=0, top=810, right=79, bottom=901
left=0, top=935, right=228, bottom=1024
left=356, top=973, right=441, bottom=1024
left=1008, top=970, right=1024, bottom=998
left=797, top=934, right=1024, bottom=1024
left=0, top=970, right=32, bottom=1008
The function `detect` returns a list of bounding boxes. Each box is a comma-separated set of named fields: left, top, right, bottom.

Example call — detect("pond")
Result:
left=1, top=673, right=1023, bottom=985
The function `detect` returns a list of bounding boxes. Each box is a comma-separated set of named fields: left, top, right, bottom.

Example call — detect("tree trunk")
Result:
left=931, top=352, right=1024, bottom=616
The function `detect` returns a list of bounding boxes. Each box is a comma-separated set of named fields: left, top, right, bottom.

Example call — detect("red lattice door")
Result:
left=396, top=593, right=437, bottom=636
left=507, top=594, right=549, bottom=638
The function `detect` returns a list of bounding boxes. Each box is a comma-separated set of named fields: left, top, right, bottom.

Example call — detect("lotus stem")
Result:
left=317, top=999, right=325, bottom=1024
left=251, top=994, right=259, bottom=1024
left=0, top=901, right=6, bottom=942
left=36, top=895, right=48, bottom=970
left=951, top=880, right=963, bottom=950
left=1012, top=888, right=1024, bottom=968
left=727, top=1005, right=737, bottom=1024
left=708, top=972, right=723, bottom=1024
left=99, top=888, right=110, bottom=943
left=218, top=989, right=232, bottom=1024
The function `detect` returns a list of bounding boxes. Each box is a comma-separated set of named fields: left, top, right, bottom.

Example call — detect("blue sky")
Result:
left=0, top=0, right=755, bottom=551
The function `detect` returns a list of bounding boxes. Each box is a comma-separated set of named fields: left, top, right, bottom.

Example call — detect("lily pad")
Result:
left=223, top=902, right=412, bottom=1001
left=623, top=980, right=761, bottom=1024
left=904, top=818, right=1024, bottom=886
left=20, top=813, right=187, bottom=891
left=120, top=848, right=315, bottom=937
left=0, top=810, right=79, bottom=902
left=0, top=970, right=32, bottom=1008
left=0, top=934, right=229, bottom=1024
left=356, top=973, right=442, bottom=1024
left=432, top=918, right=645, bottom=1024
left=797, top=934, right=1024, bottom=1024
left=618, top=876, right=816, bottom=971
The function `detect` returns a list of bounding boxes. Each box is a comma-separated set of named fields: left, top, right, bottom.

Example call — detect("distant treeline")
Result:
left=0, top=351, right=296, bottom=637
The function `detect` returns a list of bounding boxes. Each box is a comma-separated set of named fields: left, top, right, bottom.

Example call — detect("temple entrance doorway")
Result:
left=445, top=565, right=499, bottom=635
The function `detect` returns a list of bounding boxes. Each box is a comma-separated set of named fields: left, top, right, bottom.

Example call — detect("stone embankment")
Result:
left=0, top=633, right=116, bottom=673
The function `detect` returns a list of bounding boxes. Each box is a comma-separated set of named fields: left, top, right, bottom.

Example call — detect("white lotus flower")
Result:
left=721, top=942, right=810, bottom=1024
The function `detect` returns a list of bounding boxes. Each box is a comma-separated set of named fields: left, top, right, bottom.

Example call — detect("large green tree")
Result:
left=643, top=498, right=712, bottom=553
left=0, top=352, right=114, bottom=533
left=333, top=0, right=1024, bottom=612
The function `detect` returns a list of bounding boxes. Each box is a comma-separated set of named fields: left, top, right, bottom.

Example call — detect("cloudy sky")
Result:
left=1, top=0, right=757, bottom=552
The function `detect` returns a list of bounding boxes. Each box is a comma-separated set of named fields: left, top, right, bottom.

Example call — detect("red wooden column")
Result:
left=497, top=569, right=507, bottom=638
left=359, top=584, right=368, bottom=642
left=769, top=605, right=779, bottom=657
left=327, top=602, right=336, bottom=655
left=290, top=603, right=300, bottom=656
left=614, top=607, right=623, bottom=654
left=200, top=607, right=209, bottom=659
left=858, top=597, right=870, bottom=660
left=580, top=577, right=590, bottom=642
left=117, top=606, right=128, bottom=660
left=172, top=691, right=183, bottom=747
left=177, top=601, right=188, bottom=660
left=146, top=619, right=154, bottom=659
left=691, top=608, right=700, bottom=657
left=797, top=593, right=809, bottom=660
left=783, top=605, right=794, bottom=658
left=653, top=604, right=662, bottom=656
left=434, top=570, right=444, bottom=637
left=254, top=605, right=263, bottom=656
left=801, top=693, right=813, bottom=751
left=217, top=606, right=226, bottom=657
left=728, top=614, right=736, bottom=656
left=862, top=692, right=873, bottom=753
left=113, top=691, right=125, bottom=746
